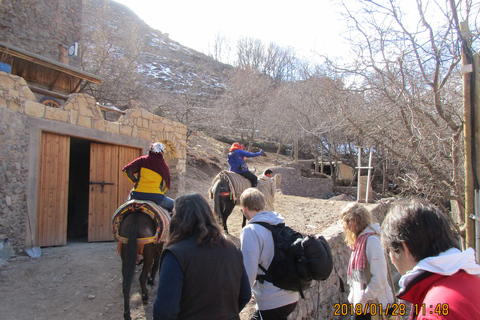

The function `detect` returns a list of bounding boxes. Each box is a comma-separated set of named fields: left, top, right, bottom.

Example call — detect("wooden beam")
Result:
left=97, top=105, right=126, bottom=115
left=28, top=85, right=69, bottom=100
left=48, top=71, right=62, bottom=91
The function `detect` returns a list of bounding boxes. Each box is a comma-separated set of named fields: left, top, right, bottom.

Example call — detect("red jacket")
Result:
left=398, top=270, right=480, bottom=320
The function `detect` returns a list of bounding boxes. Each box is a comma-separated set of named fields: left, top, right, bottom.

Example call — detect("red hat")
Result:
left=229, top=142, right=243, bottom=152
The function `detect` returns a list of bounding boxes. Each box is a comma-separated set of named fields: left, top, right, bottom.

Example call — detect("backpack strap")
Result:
left=250, top=221, right=280, bottom=284
left=251, top=221, right=280, bottom=230
left=251, top=221, right=308, bottom=299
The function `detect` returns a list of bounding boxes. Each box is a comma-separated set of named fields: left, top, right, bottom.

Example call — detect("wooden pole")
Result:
left=357, top=147, right=363, bottom=202
left=366, top=148, right=373, bottom=203
left=474, top=53, right=480, bottom=261
left=321, top=144, right=324, bottom=174
left=294, top=139, right=298, bottom=164
left=461, top=21, right=475, bottom=250
left=383, top=149, right=388, bottom=195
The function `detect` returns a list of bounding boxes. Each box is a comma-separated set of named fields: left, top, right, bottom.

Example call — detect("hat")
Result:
left=229, top=142, right=243, bottom=152
left=149, top=142, right=166, bottom=154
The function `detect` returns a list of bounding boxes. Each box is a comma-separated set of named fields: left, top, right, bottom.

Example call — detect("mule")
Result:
left=210, top=171, right=278, bottom=233
left=211, top=174, right=240, bottom=234
left=118, top=209, right=164, bottom=320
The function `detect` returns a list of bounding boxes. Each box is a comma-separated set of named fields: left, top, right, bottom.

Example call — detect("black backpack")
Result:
left=252, top=222, right=333, bottom=298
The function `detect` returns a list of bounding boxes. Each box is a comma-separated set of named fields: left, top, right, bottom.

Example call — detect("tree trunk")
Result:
left=276, top=140, right=283, bottom=160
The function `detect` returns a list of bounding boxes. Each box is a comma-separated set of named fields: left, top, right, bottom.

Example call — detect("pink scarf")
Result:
left=347, top=232, right=374, bottom=275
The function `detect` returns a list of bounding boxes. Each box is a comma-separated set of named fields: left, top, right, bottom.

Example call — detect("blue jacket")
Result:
left=228, top=149, right=263, bottom=173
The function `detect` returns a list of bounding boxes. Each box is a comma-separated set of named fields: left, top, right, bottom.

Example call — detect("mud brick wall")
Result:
left=270, top=166, right=334, bottom=198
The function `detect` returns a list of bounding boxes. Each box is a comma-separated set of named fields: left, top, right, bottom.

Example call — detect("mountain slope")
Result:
left=82, top=0, right=232, bottom=111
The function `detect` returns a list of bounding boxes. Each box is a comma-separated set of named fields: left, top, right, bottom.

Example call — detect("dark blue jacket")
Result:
left=228, top=149, right=263, bottom=173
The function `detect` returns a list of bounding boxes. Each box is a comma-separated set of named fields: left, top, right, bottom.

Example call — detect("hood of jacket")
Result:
left=399, top=247, right=480, bottom=290
left=248, top=211, right=285, bottom=226
left=358, top=222, right=381, bottom=237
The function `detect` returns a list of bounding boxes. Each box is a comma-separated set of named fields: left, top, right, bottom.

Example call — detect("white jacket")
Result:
left=347, top=223, right=394, bottom=308
left=240, top=211, right=299, bottom=310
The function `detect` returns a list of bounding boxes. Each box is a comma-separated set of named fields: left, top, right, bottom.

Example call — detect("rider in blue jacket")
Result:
left=228, top=142, right=263, bottom=187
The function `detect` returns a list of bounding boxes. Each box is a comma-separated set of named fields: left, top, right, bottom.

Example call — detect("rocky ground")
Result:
left=0, top=132, right=356, bottom=320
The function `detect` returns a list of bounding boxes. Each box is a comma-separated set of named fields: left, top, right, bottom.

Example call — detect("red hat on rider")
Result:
left=229, top=142, right=243, bottom=152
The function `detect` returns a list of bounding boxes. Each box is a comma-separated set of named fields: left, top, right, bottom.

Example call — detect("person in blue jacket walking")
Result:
left=228, top=142, right=263, bottom=187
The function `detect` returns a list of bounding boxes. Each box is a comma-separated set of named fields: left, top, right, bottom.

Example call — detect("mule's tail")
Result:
left=123, top=213, right=138, bottom=319
left=212, top=179, right=222, bottom=222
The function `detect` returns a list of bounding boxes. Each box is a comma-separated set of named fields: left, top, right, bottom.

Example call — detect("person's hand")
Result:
left=260, top=149, right=264, bottom=155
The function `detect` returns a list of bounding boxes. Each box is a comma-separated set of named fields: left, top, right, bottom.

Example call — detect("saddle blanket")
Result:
left=209, top=170, right=251, bottom=202
left=112, top=199, right=171, bottom=246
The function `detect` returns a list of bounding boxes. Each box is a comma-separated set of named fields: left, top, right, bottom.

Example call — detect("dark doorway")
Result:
left=67, top=137, right=91, bottom=241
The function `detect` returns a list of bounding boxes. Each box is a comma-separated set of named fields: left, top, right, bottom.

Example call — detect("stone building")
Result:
left=0, top=71, right=187, bottom=252
left=0, top=0, right=187, bottom=252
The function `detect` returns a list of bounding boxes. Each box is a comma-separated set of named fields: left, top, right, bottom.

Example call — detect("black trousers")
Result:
left=239, top=170, right=258, bottom=187
left=250, top=302, right=297, bottom=320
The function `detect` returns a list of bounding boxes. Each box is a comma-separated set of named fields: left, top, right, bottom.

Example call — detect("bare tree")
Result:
left=209, top=32, right=232, bottom=64
left=325, top=0, right=479, bottom=214
left=235, top=37, right=299, bottom=82
left=160, top=76, right=224, bottom=140
left=80, top=0, right=154, bottom=109
left=216, top=68, right=274, bottom=150
left=236, top=37, right=265, bottom=71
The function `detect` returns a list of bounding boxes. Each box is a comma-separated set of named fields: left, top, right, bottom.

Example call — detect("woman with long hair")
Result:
left=153, top=193, right=250, bottom=320
left=341, top=202, right=394, bottom=320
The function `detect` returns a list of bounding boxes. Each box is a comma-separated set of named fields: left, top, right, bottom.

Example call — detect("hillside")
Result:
left=184, top=132, right=354, bottom=237
left=82, top=0, right=233, bottom=110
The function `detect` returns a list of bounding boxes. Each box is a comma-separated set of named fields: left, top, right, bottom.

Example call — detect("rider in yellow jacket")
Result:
left=122, top=142, right=174, bottom=212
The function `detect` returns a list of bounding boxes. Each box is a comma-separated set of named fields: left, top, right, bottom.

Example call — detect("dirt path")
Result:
left=0, top=194, right=350, bottom=320
left=0, top=135, right=354, bottom=320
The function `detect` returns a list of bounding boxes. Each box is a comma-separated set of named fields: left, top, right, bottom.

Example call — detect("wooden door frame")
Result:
left=26, top=117, right=149, bottom=246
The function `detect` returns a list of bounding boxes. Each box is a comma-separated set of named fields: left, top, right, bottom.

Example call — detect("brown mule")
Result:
left=117, top=207, right=166, bottom=320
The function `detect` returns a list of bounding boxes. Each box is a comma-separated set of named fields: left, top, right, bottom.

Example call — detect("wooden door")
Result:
left=88, top=144, right=142, bottom=242
left=117, top=147, right=142, bottom=207
left=88, top=143, right=119, bottom=242
left=36, top=132, right=70, bottom=246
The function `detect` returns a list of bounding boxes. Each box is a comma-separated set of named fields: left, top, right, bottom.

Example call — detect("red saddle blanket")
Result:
left=112, top=200, right=171, bottom=247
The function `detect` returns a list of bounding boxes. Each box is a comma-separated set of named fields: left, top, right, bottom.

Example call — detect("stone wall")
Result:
left=0, top=108, right=29, bottom=251
left=270, top=166, right=334, bottom=198
left=0, top=0, right=82, bottom=68
left=0, top=71, right=187, bottom=253
left=288, top=202, right=392, bottom=319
